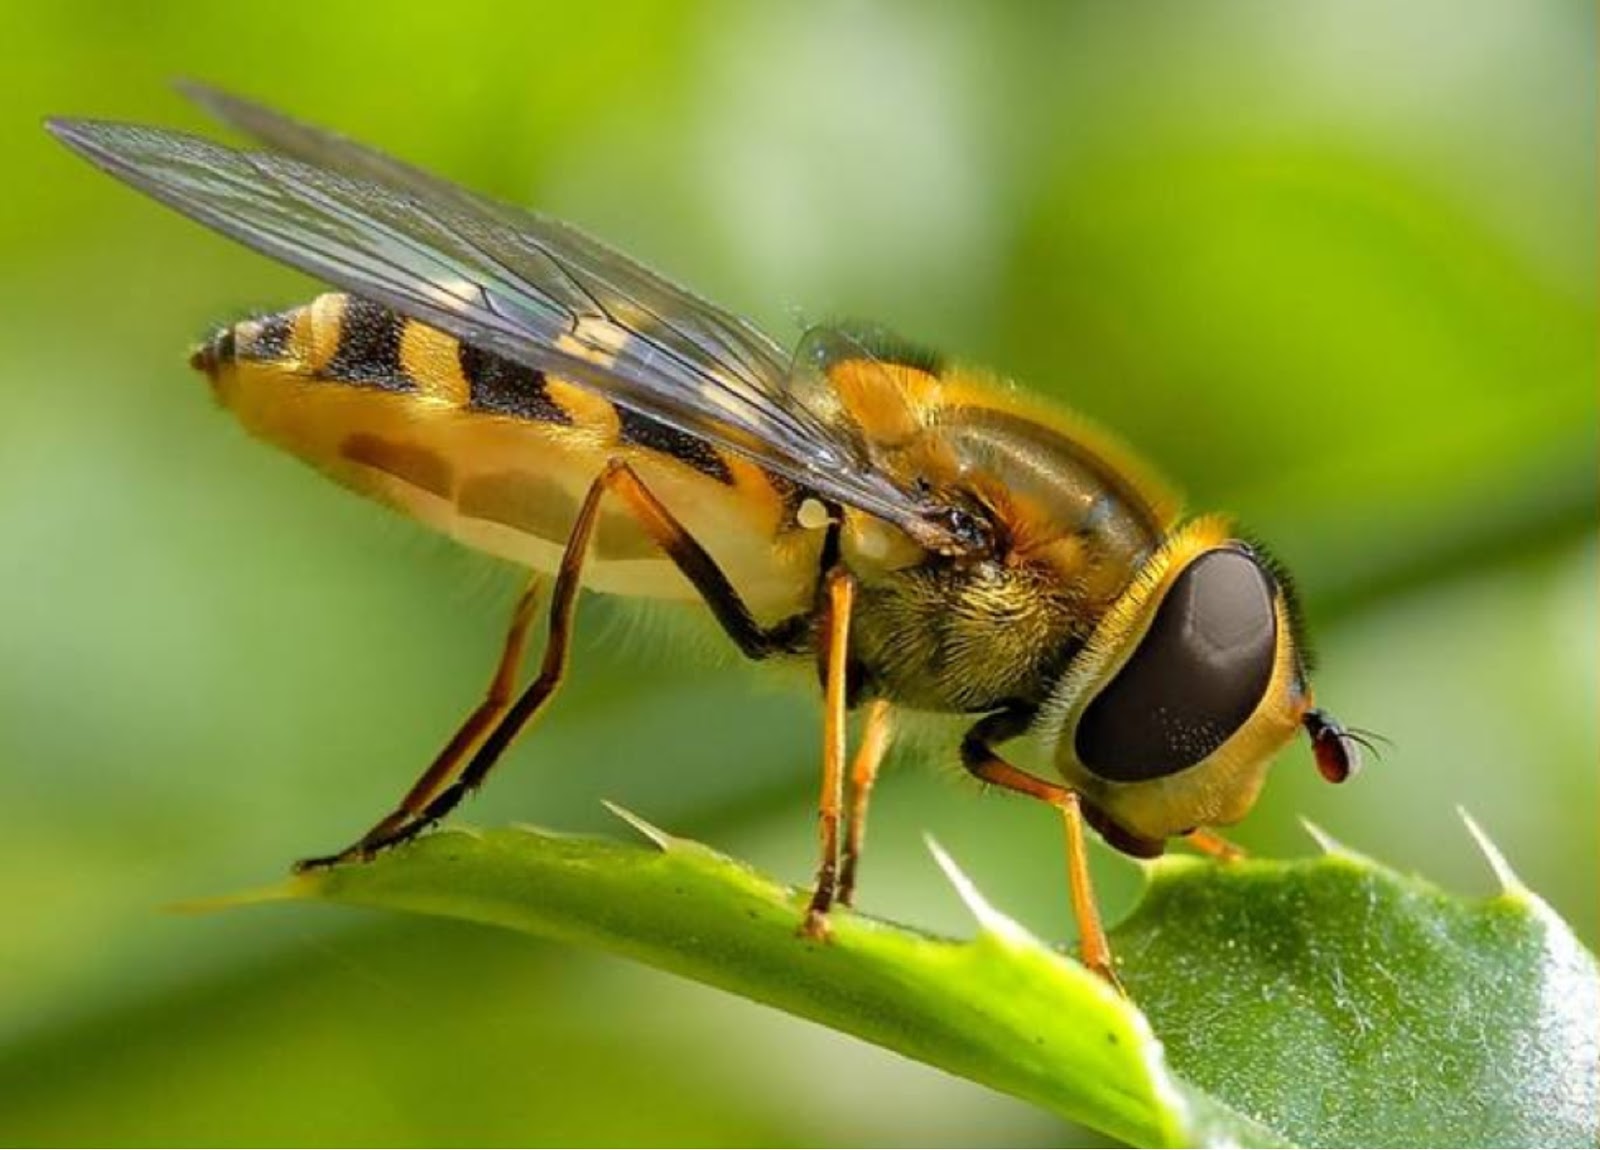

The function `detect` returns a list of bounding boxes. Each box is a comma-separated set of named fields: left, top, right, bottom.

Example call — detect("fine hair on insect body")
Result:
left=47, top=84, right=1364, bottom=983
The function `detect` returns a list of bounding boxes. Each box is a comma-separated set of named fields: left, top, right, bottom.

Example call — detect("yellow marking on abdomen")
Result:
left=546, top=377, right=621, bottom=435
left=192, top=296, right=824, bottom=618
left=303, top=293, right=347, bottom=374
left=399, top=321, right=470, bottom=405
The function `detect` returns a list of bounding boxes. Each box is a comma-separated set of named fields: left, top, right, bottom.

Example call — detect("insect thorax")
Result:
left=846, top=406, right=1172, bottom=715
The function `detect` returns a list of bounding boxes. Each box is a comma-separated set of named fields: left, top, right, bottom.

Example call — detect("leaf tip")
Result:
left=600, top=799, right=675, bottom=851
left=1300, top=817, right=1359, bottom=858
left=925, top=835, right=1032, bottom=945
left=1458, top=807, right=1525, bottom=894
left=167, top=874, right=310, bottom=915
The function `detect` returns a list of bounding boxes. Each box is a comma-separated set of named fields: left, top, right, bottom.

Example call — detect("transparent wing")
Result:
left=174, top=82, right=794, bottom=422
left=46, top=93, right=966, bottom=551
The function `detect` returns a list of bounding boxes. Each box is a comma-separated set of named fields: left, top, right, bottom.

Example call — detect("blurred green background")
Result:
left=2, top=1, right=1594, bottom=1145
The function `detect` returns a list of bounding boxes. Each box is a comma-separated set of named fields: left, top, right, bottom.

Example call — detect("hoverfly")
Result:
left=48, top=85, right=1364, bottom=981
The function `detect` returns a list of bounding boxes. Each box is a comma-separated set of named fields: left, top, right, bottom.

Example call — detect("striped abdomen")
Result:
left=192, top=293, right=820, bottom=619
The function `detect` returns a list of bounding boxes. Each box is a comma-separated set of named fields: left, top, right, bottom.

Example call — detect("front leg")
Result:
left=960, top=709, right=1122, bottom=991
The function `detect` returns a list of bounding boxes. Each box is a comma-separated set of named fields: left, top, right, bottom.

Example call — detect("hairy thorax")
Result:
left=834, top=387, right=1180, bottom=715
left=847, top=556, right=1086, bottom=712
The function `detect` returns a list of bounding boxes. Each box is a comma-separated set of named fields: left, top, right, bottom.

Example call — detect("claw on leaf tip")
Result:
left=925, top=835, right=1031, bottom=945
left=601, top=800, right=674, bottom=851
left=1458, top=807, right=1524, bottom=894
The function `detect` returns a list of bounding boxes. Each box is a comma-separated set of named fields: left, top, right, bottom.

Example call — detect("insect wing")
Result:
left=175, top=82, right=790, bottom=410
left=46, top=108, right=964, bottom=551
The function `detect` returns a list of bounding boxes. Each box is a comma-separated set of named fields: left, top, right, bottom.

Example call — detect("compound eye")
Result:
left=1076, top=547, right=1278, bottom=781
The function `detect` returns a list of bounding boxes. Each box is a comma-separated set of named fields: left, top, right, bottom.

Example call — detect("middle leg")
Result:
left=801, top=568, right=855, bottom=939
left=838, top=698, right=893, bottom=908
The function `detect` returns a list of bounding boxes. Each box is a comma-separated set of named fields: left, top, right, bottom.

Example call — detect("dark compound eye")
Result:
left=1075, top=547, right=1278, bottom=781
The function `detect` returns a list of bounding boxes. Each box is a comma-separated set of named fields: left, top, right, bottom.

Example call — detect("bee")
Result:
left=48, top=85, right=1364, bottom=981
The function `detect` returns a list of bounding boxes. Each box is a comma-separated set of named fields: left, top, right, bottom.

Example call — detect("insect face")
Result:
left=1038, top=519, right=1322, bottom=854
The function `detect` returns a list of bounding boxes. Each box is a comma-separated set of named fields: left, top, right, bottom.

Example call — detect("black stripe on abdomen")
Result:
left=617, top=408, right=734, bottom=485
left=250, top=312, right=294, bottom=359
left=459, top=341, right=571, bottom=424
left=324, top=297, right=413, bottom=392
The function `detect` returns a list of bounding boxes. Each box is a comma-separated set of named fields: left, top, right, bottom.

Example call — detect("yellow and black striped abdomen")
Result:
left=193, top=293, right=821, bottom=620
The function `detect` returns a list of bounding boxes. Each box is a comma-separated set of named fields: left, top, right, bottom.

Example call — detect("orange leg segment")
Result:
left=1058, top=793, right=1119, bottom=990
left=960, top=710, right=1121, bottom=990
left=1185, top=827, right=1246, bottom=861
left=839, top=698, right=893, bottom=908
left=802, top=569, right=855, bottom=939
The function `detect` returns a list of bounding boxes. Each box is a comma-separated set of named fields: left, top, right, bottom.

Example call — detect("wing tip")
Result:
left=42, top=115, right=111, bottom=157
left=171, top=75, right=210, bottom=99
left=42, top=115, right=80, bottom=141
left=42, top=116, right=150, bottom=173
left=173, top=77, right=240, bottom=121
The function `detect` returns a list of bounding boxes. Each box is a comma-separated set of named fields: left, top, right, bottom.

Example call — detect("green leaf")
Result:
left=205, top=816, right=1597, bottom=1148
left=204, top=821, right=1262, bottom=1147
left=1113, top=827, right=1600, bottom=1147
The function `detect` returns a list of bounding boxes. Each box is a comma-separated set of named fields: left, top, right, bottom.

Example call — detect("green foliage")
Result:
left=228, top=818, right=1598, bottom=1148
left=1118, top=845, right=1600, bottom=1147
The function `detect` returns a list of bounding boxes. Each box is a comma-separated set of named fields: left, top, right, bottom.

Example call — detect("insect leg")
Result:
left=960, top=710, right=1122, bottom=990
left=801, top=569, right=856, bottom=940
left=592, top=462, right=809, bottom=660
left=1055, top=794, right=1120, bottom=991
left=296, top=576, right=543, bottom=870
left=838, top=699, right=893, bottom=908
left=1185, top=828, right=1246, bottom=861
left=327, top=459, right=811, bottom=861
